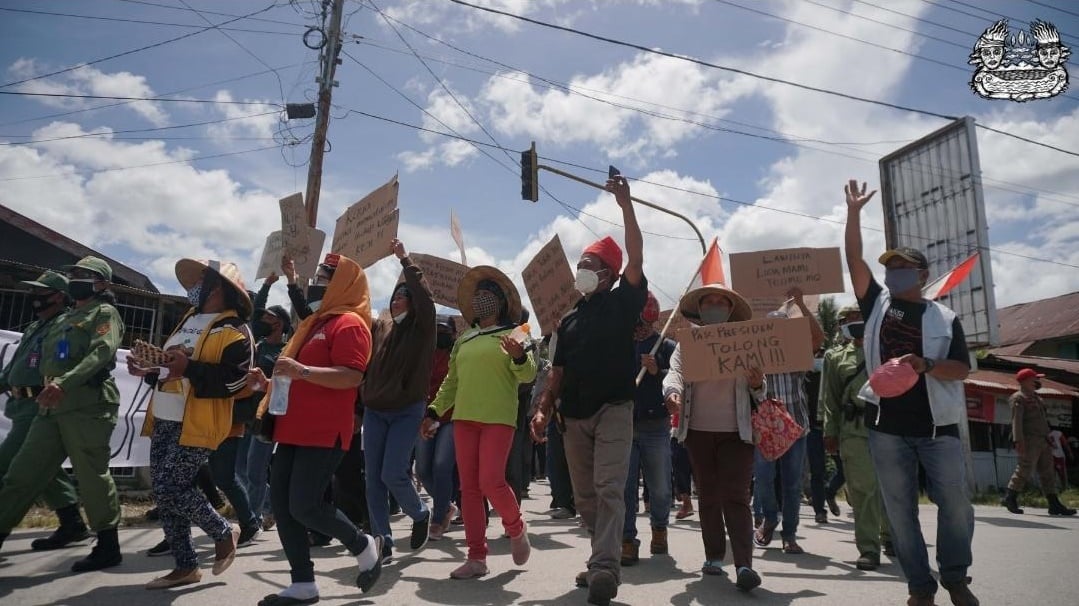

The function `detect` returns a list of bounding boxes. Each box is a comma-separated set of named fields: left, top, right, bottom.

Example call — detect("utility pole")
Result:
left=304, top=0, right=345, bottom=229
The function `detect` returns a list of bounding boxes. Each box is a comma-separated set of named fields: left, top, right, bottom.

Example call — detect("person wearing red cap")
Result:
left=844, top=179, right=978, bottom=606
left=619, top=291, right=677, bottom=567
left=530, top=173, right=645, bottom=606
left=1002, top=369, right=1076, bottom=516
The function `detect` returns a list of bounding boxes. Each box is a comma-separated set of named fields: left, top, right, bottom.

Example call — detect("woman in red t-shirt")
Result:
left=248, top=254, right=382, bottom=606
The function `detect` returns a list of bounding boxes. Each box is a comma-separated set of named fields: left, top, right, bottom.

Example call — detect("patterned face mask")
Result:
left=471, top=290, right=501, bottom=321
left=186, top=282, right=202, bottom=307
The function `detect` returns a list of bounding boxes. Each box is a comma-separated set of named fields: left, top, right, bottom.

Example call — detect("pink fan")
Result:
left=869, top=358, right=920, bottom=398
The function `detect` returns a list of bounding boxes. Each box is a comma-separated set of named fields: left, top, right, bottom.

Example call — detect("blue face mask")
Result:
left=884, top=268, right=922, bottom=295
left=699, top=305, right=732, bottom=325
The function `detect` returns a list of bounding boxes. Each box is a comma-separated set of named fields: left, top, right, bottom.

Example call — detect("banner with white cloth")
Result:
left=0, top=329, right=152, bottom=468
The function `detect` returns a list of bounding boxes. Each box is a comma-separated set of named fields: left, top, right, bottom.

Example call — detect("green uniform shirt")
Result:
left=1, top=313, right=66, bottom=392
left=38, top=299, right=125, bottom=412
left=820, top=341, right=868, bottom=440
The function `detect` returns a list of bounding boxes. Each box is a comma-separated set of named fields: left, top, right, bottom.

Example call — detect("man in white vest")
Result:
left=843, top=180, right=978, bottom=606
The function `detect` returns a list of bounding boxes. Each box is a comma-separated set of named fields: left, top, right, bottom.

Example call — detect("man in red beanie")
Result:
left=1002, top=368, right=1076, bottom=516
left=531, top=174, right=645, bottom=606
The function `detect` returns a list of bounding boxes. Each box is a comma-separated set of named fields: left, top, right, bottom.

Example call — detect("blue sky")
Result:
left=1, top=0, right=1077, bottom=321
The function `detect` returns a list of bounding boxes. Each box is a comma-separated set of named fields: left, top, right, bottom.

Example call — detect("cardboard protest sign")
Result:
left=747, top=294, right=820, bottom=320
left=398, top=253, right=469, bottom=309
left=332, top=174, right=400, bottom=268
left=674, top=317, right=814, bottom=381
left=730, top=247, right=844, bottom=298
left=256, top=228, right=326, bottom=279
left=657, top=308, right=692, bottom=338
left=279, top=193, right=309, bottom=259
left=522, top=235, right=578, bottom=336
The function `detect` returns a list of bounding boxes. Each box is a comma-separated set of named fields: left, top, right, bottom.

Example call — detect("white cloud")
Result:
left=7, top=59, right=169, bottom=126
left=397, top=85, right=483, bottom=170
left=205, top=90, right=280, bottom=142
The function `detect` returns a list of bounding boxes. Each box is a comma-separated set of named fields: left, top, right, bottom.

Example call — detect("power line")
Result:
left=332, top=105, right=1079, bottom=270
left=800, top=0, right=968, bottom=50
left=354, top=24, right=1079, bottom=209
left=0, top=110, right=281, bottom=145
left=916, top=0, right=1079, bottom=46
left=0, top=1, right=284, bottom=89
left=0, top=91, right=282, bottom=106
left=0, top=144, right=293, bottom=182
left=444, top=0, right=1079, bottom=159
left=0, top=6, right=298, bottom=36
left=112, top=0, right=310, bottom=28
left=1022, top=0, right=1079, bottom=20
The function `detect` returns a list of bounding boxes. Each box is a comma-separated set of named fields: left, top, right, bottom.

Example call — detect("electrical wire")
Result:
left=0, top=110, right=281, bottom=145
left=800, top=0, right=969, bottom=50
left=444, top=0, right=1079, bottom=159
left=0, top=6, right=299, bottom=36
left=0, top=1, right=284, bottom=89
left=0, top=91, right=282, bottom=106
left=1021, top=0, right=1079, bottom=20
left=112, top=0, right=310, bottom=28
left=915, top=0, right=1079, bottom=46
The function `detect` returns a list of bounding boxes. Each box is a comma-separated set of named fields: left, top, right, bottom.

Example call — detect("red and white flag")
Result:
left=689, top=237, right=726, bottom=288
left=922, top=252, right=979, bottom=300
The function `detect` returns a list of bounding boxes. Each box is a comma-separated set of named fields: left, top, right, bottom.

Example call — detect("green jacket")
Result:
left=820, top=341, right=867, bottom=440
left=38, top=298, right=125, bottom=412
left=1, top=312, right=67, bottom=417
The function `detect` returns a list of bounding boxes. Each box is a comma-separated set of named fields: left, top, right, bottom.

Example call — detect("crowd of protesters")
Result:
left=2, top=177, right=1076, bottom=606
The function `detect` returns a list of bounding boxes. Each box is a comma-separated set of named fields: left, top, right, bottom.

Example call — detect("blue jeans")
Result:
left=868, top=431, right=973, bottom=596
left=363, top=401, right=429, bottom=546
left=415, top=421, right=456, bottom=524
left=236, top=430, right=273, bottom=518
left=754, top=435, right=807, bottom=540
left=623, top=426, right=672, bottom=540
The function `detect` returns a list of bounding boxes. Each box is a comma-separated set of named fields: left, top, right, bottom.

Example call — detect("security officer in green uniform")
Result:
left=0, top=270, right=91, bottom=551
left=0, top=256, right=125, bottom=572
left=819, top=305, right=890, bottom=572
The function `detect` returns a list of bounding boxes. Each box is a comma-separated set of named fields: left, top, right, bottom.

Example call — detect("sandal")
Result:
left=753, top=520, right=778, bottom=547
left=782, top=539, right=804, bottom=554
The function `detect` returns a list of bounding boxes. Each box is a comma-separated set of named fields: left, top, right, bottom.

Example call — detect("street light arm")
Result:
left=537, top=164, right=707, bottom=255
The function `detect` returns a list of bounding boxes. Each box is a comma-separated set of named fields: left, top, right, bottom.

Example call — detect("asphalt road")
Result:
left=1, top=480, right=1076, bottom=605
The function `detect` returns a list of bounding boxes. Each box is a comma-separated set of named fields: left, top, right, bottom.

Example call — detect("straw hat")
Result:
left=175, top=258, right=253, bottom=316
left=678, top=283, right=753, bottom=323
left=457, top=265, right=522, bottom=325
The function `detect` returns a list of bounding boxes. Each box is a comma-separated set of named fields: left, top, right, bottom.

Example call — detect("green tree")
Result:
left=817, top=296, right=840, bottom=351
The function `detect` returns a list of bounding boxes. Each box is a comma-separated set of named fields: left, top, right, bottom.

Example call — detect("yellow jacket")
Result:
left=141, top=309, right=252, bottom=449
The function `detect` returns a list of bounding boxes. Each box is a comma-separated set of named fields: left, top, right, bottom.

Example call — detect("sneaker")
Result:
left=450, top=559, right=489, bottom=580
left=146, top=539, right=172, bottom=557
left=942, top=577, right=979, bottom=606
left=587, top=569, right=618, bottom=605
left=735, top=566, right=761, bottom=591
left=237, top=524, right=261, bottom=546
left=702, top=560, right=725, bottom=576
left=411, top=512, right=431, bottom=550
left=550, top=507, right=575, bottom=520
left=856, top=552, right=880, bottom=571
left=510, top=525, right=531, bottom=565
left=814, top=511, right=828, bottom=524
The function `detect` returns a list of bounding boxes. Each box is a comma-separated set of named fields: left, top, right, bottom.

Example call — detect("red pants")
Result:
left=454, top=421, right=524, bottom=561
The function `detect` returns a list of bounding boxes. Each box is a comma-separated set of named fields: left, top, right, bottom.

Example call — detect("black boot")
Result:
left=1000, top=489, right=1024, bottom=514
left=71, top=527, right=122, bottom=573
left=31, top=504, right=91, bottom=551
left=1047, top=494, right=1077, bottom=516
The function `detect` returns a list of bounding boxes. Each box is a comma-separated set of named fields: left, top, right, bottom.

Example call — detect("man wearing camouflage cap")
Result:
left=0, top=256, right=126, bottom=572
left=0, top=270, right=90, bottom=551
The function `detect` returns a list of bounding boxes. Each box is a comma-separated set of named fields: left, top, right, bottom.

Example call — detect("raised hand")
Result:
left=844, top=179, right=877, bottom=213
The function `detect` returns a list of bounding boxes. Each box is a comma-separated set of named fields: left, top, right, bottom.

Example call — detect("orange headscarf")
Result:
left=256, top=254, right=371, bottom=418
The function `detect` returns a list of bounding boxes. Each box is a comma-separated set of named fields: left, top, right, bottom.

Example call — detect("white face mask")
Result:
left=574, top=268, right=604, bottom=295
left=393, top=311, right=408, bottom=324
left=308, top=300, right=321, bottom=313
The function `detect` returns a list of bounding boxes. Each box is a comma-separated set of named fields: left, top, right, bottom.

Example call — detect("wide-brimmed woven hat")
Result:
left=678, top=283, right=753, bottom=323
left=457, top=265, right=522, bottom=325
left=175, top=258, right=253, bottom=316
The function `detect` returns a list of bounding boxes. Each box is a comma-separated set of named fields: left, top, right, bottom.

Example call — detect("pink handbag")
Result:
left=752, top=398, right=804, bottom=461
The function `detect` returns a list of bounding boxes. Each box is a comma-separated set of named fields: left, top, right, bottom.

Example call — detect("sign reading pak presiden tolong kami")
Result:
left=729, top=247, right=844, bottom=298
left=675, top=317, right=814, bottom=382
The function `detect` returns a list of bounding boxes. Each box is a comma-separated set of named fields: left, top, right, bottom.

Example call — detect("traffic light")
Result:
left=520, top=141, right=539, bottom=202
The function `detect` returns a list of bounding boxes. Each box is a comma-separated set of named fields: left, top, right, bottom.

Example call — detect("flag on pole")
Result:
left=689, top=237, right=726, bottom=288
left=922, top=252, right=979, bottom=300
left=450, top=209, right=466, bottom=265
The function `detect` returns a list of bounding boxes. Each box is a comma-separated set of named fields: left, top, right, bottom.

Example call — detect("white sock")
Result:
left=279, top=582, right=318, bottom=600
left=355, top=534, right=378, bottom=571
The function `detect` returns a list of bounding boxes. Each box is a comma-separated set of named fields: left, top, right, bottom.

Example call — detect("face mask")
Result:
left=29, top=292, right=57, bottom=311
left=186, top=283, right=203, bottom=308
left=436, top=332, right=454, bottom=350
left=813, top=358, right=824, bottom=373
left=393, top=311, right=409, bottom=324
left=699, top=305, right=731, bottom=325
left=251, top=320, right=273, bottom=339
left=884, top=267, right=922, bottom=295
left=471, top=290, right=501, bottom=321
left=307, top=285, right=327, bottom=312
left=68, top=279, right=96, bottom=301
left=574, top=268, right=605, bottom=295
left=840, top=321, right=865, bottom=340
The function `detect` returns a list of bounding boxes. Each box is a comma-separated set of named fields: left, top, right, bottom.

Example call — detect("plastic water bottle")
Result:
left=502, top=323, right=531, bottom=354
left=268, top=375, right=292, bottom=415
